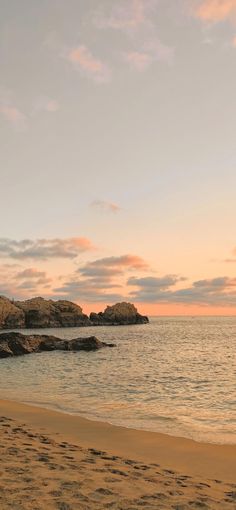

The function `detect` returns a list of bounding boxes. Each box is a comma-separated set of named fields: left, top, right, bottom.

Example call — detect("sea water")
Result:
left=0, top=316, right=235, bottom=444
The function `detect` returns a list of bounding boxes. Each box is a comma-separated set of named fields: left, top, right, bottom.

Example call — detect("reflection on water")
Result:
left=0, top=317, right=235, bottom=444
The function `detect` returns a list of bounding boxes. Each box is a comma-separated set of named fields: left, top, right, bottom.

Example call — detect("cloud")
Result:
left=195, top=0, right=236, bottom=22
left=72, top=254, right=148, bottom=283
left=124, top=51, right=153, bottom=71
left=0, top=264, right=53, bottom=298
left=123, top=40, right=173, bottom=71
left=93, top=0, right=172, bottom=72
left=15, top=268, right=52, bottom=286
left=82, top=255, right=148, bottom=272
left=127, top=274, right=182, bottom=302
left=0, top=252, right=148, bottom=303
left=54, top=271, right=124, bottom=303
left=0, top=105, right=27, bottom=130
left=15, top=268, right=47, bottom=279
left=33, top=97, right=59, bottom=114
left=128, top=274, right=236, bottom=305
left=67, top=45, right=111, bottom=83
left=1, top=90, right=59, bottom=130
left=53, top=254, right=148, bottom=302
left=128, top=275, right=181, bottom=289
left=45, top=100, right=59, bottom=112
left=94, top=0, right=158, bottom=32
left=54, top=281, right=123, bottom=303
left=16, top=272, right=52, bottom=290
left=16, top=281, right=39, bottom=290
left=1, top=250, right=236, bottom=307
left=53, top=271, right=236, bottom=306
left=143, top=38, right=174, bottom=62
left=0, top=237, right=94, bottom=261
left=91, top=200, right=121, bottom=213
left=173, top=277, right=236, bottom=305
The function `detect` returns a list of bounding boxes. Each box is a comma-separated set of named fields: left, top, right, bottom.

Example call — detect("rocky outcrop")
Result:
left=90, top=302, right=149, bottom=326
left=0, top=332, right=115, bottom=359
left=0, top=296, right=149, bottom=329
left=15, top=297, right=90, bottom=328
left=0, top=297, right=25, bottom=329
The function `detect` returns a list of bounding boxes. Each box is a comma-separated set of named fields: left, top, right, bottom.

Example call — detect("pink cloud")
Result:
left=32, top=97, right=60, bottom=115
left=113, top=254, right=148, bottom=269
left=67, top=45, right=111, bottom=83
left=53, top=253, right=149, bottom=302
left=46, top=100, right=59, bottom=112
left=124, top=40, right=173, bottom=71
left=0, top=105, right=26, bottom=130
left=68, top=237, right=95, bottom=251
left=94, top=0, right=158, bottom=32
left=87, top=254, right=149, bottom=270
left=195, top=0, right=236, bottom=22
left=93, top=1, right=172, bottom=72
left=105, top=0, right=145, bottom=29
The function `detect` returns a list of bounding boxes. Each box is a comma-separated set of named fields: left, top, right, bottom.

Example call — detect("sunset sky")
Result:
left=0, top=0, right=236, bottom=315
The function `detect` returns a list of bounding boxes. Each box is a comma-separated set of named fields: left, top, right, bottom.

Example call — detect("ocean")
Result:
left=0, top=316, right=235, bottom=445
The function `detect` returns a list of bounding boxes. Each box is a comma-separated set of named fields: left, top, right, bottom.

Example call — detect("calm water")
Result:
left=0, top=317, right=235, bottom=444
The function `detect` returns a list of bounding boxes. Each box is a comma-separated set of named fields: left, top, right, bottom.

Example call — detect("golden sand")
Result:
left=0, top=399, right=235, bottom=509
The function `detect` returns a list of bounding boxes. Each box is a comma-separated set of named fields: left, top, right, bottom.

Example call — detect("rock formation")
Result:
left=0, top=297, right=25, bottom=329
left=15, top=297, right=90, bottom=328
left=0, top=296, right=149, bottom=329
left=0, top=332, right=115, bottom=359
left=90, top=302, right=149, bottom=325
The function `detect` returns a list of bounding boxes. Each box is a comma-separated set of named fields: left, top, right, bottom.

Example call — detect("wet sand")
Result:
left=0, top=399, right=235, bottom=509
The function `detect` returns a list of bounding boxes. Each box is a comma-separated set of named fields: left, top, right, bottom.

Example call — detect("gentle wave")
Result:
left=0, top=316, right=235, bottom=444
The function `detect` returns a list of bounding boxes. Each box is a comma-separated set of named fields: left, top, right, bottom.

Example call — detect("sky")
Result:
left=0, top=0, right=236, bottom=315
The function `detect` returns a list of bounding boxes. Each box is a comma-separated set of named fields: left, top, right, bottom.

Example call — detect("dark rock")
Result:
left=0, top=332, right=115, bottom=359
left=89, top=312, right=106, bottom=325
left=90, top=302, right=149, bottom=326
left=0, top=342, right=14, bottom=358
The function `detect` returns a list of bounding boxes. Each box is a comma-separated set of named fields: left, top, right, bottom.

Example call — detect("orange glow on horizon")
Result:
left=80, top=302, right=236, bottom=317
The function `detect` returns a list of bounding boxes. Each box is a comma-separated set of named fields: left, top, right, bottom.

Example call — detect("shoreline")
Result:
left=3, top=395, right=236, bottom=448
left=1, top=398, right=236, bottom=484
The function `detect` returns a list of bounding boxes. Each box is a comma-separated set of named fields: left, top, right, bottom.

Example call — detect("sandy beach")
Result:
left=0, top=400, right=235, bottom=509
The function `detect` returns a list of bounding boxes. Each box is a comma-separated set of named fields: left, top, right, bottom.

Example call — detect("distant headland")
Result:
left=0, top=296, right=149, bottom=329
